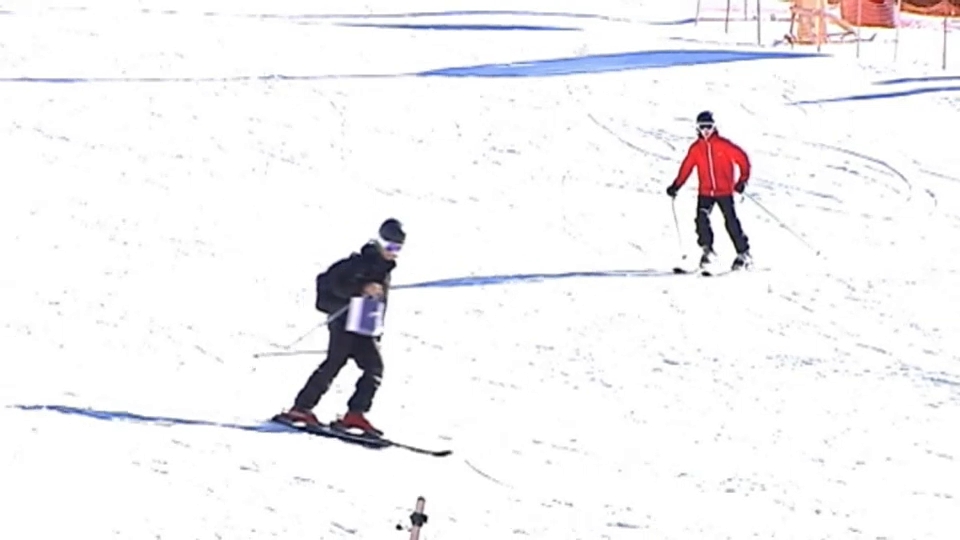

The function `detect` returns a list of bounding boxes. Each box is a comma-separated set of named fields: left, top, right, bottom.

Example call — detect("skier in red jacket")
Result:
left=666, top=111, right=753, bottom=271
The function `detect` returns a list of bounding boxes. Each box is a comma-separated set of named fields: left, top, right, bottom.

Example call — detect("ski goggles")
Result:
left=379, top=238, right=403, bottom=253
left=696, top=122, right=715, bottom=135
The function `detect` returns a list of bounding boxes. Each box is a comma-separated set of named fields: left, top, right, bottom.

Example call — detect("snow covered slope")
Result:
left=1, top=0, right=958, bottom=538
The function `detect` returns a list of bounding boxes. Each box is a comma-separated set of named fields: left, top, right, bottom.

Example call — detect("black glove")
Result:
left=666, top=184, right=679, bottom=198
left=734, top=180, right=747, bottom=194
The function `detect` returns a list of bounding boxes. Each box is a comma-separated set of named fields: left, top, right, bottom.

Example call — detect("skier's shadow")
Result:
left=12, top=271, right=677, bottom=432
left=10, top=404, right=288, bottom=434
left=393, top=268, right=677, bottom=289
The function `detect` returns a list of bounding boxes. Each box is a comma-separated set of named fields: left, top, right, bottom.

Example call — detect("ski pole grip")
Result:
left=408, top=496, right=427, bottom=540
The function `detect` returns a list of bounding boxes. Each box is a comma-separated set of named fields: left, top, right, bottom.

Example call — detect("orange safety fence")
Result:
left=901, top=0, right=960, bottom=17
left=760, top=0, right=952, bottom=67
left=790, top=0, right=958, bottom=27
left=839, top=0, right=898, bottom=27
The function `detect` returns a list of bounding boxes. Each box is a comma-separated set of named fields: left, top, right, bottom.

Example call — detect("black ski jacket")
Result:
left=315, top=242, right=395, bottom=320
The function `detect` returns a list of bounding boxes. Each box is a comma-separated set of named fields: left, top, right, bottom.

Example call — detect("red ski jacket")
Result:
left=671, top=131, right=751, bottom=197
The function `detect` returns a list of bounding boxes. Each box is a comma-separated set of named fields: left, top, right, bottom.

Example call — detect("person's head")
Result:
left=695, top=110, right=716, bottom=139
left=375, top=218, right=405, bottom=261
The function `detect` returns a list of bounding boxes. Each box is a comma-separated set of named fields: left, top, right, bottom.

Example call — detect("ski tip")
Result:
left=400, top=446, right=453, bottom=457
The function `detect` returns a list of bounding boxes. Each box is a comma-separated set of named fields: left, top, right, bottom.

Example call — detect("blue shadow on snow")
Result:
left=0, top=48, right=820, bottom=83
left=11, top=404, right=289, bottom=434
left=792, top=86, right=960, bottom=104
left=417, top=49, right=821, bottom=77
left=874, top=75, right=960, bottom=85
left=329, top=9, right=615, bottom=20
left=643, top=18, right=699, bottom=25
left=198, top=9, right=623, bottom=22
left=335, top=22, right=580, bottom=31
left=0, top=74, right=397, bottom=84
left=392, top=268, right=679, bottom=289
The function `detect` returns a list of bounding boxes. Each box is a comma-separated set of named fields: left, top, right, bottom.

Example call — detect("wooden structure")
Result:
left=784, top=0, right=859, bottom=45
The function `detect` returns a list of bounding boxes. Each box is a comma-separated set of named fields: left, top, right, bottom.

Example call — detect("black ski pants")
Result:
left=293, top=320, right=383, bottom=414
left=696, top=195, right=750, bottom=254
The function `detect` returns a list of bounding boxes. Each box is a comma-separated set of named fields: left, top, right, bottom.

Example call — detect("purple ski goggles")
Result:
left=380, top=238, right=403, bottom=253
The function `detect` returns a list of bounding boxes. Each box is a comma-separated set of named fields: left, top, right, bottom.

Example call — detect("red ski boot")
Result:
left=335, top=411, right=384, bottom=437
left=277, top=407, right=321, bottom=427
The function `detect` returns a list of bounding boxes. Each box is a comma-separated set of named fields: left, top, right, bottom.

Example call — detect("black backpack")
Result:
left=314, top=254, right=357, bottom=313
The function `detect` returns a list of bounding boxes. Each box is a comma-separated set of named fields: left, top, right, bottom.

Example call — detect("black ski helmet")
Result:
left=379, top=218, right=405, bottom=244
left=696, top=111, right=715, bottom=126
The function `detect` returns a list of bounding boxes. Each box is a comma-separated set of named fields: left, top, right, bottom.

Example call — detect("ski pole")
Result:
left=408, top=497, right=428, bottom=540
left=267, top=304, right=349, bottom=356
left=744, top=193, right=821, bottom=256
left=252, top=349, right=327, bottom=359
left=670, top=198, right=687, bottom=262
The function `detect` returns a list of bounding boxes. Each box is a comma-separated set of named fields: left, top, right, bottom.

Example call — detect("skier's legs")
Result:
left=293, top=323, right=353, bottom=410
left=717, top=196, right=750, bottom=254
left=346, top=338, right=384, bottom=413
left=695, top=196, right=716, bottom=249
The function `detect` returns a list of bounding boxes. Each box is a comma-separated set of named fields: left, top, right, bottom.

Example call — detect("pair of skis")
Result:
left=672, top=265, right=740, bottom=277
left=270, top=413, right=452, bottom=458
left=668, top=199, right=745, bottom=277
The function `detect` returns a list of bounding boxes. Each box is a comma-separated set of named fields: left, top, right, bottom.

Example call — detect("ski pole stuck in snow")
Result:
left=395, top=496, right=428, bottom=539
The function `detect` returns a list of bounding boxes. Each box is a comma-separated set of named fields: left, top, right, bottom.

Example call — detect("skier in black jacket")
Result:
left=279, top=218, right=405, bottom=436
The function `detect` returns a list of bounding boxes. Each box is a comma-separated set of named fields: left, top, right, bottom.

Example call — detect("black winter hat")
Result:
left=379, top=218, right=405, bottom=244
left=696, top=111, right=715, bottom=125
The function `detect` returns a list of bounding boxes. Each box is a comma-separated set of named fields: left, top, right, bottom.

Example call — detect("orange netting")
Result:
left=839, top=0, right=898, bottom=27
left=901, top=0, right=960, bottom=16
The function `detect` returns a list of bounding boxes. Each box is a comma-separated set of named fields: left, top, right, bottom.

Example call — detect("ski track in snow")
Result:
left=1, top=1, right=959, bottom=539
